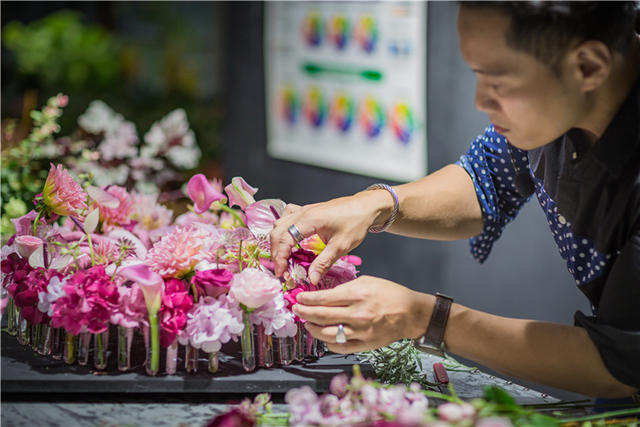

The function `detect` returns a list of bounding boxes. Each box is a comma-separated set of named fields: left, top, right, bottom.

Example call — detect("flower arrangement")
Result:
left=206, top=366, right=640, bottom=427
left=1, top=94, right=201, bottom=241
left=1, top=157, right=360, bottom=374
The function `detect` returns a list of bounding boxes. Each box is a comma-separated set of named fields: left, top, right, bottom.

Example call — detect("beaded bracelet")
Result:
left=365, top=183, right=399, bottom=233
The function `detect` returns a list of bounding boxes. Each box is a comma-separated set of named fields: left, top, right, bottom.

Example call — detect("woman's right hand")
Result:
left=270, top=189, right=394, bottom=284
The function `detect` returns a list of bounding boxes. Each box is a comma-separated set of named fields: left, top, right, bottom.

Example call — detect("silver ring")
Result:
left=287, top=224, right=305, bottom=244
left=336, top=324, right=347, bottom=344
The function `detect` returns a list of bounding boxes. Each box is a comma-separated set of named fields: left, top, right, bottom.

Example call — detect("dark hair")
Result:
left=461, top=2, right=638, bottom=70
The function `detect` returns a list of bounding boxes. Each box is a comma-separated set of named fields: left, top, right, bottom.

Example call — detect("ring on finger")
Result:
left=288, top=224, right=305, bottom=244
left=336, top=324, right=347, bottom=344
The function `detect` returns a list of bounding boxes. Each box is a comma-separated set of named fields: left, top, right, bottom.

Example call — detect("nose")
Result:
left=474, top=83, right=498, bottom=114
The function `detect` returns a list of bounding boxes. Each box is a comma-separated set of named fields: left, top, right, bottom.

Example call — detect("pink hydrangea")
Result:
left=51, top=265, right=119, bottom=334
left=94, top=185, right=135, bottom=230
left=146, top=224, right=211, bottom=279
left=158, top=278, right=193, bottom=347
left=180, top=295, right=244, bottom=353
left=110, top=284, right=148, bottom=328
left=229, top=268, right=282, bottom=310
left=249, top=292, right=297, bottom=337
left=42, top=163, right=88, bottom=217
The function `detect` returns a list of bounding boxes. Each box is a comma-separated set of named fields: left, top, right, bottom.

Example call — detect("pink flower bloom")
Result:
left=341, top=254, right=362, bottom=266
left=205, top=407, right=256, bottom=427
left=283, top=287, right=306, bottom=323
left=330, top=373, right=349, bottom=398
left=188, top=174, right=226, bottom=214
left=229, top=268, right=282, bottom=310
left=174, top=211, right=219, bottom=227
left=110, top=284, right=148, bottom=328
left=119, top=263, right=164, bottom=315
left=14, top=235, right=43, bottom=259
left=42, top=163, right=88, bottom=216
left=225, top=177, right=258, bottom=210
left=249, top=293, right=297, bottom=337
left=158, top=278, right=193, bottom=347
left=145, top=224, right=211, bottom=279
left=318, top=258, right=358, bottom=289
left=13, top=267, right=61, bottom=324
left=191, top=268, right=234, bottom=298
left=180, top=295, right=244, bottom=353
left=93, top=185, right=135, bottom=230
left=11, top=210, right=46, bottom=237
left=289, top=249, right=317, bottom=271
left=38, top=275, right=67, bottom=316
left=437, top=402, right=475, bottom=422
left=244, top=199, right=286, bottom=237
left=51, top=265, right=119, bottom=334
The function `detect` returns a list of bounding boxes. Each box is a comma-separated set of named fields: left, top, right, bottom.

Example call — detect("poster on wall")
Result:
left=264, top=2, right=428, bottom=182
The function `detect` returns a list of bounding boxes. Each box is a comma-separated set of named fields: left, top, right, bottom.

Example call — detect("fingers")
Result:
left=304, top=322, right=357, bottom=343
left=307, top=239, right=347, bottom=285
left=296, top=286, right=353, bottom=306
left=292, top=304, right=350, bottom=325
left=271, top=204, right=315, bottom=277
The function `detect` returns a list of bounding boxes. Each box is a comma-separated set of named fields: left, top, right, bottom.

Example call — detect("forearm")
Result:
left=422, top=296, right=638, bottom=397
left=366, top=164, right=483, bottom=240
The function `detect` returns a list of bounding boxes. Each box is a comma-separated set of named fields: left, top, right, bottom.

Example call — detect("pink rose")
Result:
left=230, top=268, right=282, bottom=309
left=191, top=269, right=234, bottom=298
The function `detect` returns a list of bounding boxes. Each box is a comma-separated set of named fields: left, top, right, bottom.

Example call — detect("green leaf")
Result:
left=483, top=385, right=517, bottom=407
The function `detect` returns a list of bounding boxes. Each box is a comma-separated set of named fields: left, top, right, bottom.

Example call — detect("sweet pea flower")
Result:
left=42, top=163, right=88, bottom=216
left=191, top=269, right=234, bottom=298
left=225, top=177, right=258, bottom=210
left=187, top=174, right=226, bottom=214
left=229, top=268, right=282, bottom=310
left=244, top=199, right=286, bottom=237
left=14, top=235, right=43, bottom=259
left=119, top=264, right=164, bottom=315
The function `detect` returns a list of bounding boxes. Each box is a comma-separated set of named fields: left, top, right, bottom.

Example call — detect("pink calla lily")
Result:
left=224, top=177, right=258, bottom=210
left=245, top=199, right=286, bottom=237
left=187, top=174, right=226, bottom=214
left=119, top=264, right=164, bottom=315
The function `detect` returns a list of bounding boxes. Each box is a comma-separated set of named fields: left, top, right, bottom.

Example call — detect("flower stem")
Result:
left=149, top=313, right=159, bottom=373
left=86, top=233, right=96, bottom=266
left=217, top=203, right=246, bottom=227
left=97, top=332, right=104, bottom=366
left=559, top=407, right=640, bottom=424
left=32, top=210, right=43, bottom=236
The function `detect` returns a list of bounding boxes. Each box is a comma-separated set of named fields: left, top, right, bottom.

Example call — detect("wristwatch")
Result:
left=413, top=293, right=454, bottom=357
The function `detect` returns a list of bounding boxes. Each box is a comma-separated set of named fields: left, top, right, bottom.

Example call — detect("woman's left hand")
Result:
left=293, top=275, right=435, bottom=353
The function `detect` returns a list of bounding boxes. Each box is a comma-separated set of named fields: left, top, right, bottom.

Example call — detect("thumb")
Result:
left=308, top=240, right=345, bottom=285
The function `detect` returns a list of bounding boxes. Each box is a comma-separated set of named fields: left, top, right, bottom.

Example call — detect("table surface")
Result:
left=2, top=330, right=560, bottom=427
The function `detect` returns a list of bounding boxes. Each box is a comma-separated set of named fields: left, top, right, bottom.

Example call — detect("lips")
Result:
left=493, top=124, right=509, bottom=134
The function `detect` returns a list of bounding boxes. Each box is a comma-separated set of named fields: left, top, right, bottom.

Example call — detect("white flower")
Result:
left=37, top=276, right=68, bottom=316
left=141, top=108, right=201, bottom=169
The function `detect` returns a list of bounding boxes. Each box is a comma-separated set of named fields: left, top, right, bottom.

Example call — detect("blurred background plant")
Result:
left=1, top=2, right=227, bottom=241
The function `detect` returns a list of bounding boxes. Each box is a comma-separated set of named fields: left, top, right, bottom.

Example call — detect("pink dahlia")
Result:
left=158, top=278, right=193, bottom=347
left=145, top=224, right=211, bottom=279
left=93, top=185, right=135, bottom=230
left=51, top=265, right=119, bottom=334
left=42, top=163, right=88, bottom=216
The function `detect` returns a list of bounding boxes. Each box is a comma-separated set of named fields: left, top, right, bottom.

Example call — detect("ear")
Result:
left=566, top=40, right=612, bottom=92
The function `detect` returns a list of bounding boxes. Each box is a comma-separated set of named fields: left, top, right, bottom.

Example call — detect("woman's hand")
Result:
left=292, top=275, right=434, bottom=353
left=270, top=190, right=394, bottom=284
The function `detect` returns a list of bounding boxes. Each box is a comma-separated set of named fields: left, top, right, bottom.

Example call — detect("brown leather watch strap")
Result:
left=424, top=293, right=453, bottom=349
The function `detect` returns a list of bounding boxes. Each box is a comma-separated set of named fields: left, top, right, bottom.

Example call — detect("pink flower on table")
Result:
left=119, top=263, right=164, bottom=315
left=229, top=268, right=282, bottom=310
left=191, top=268, right=234, bottom=298
left=145, top=224, right=211, bottom=279
left=249, top=293, right=296, bottom=337
left=187, top=174, right=227, bottom=214
left=42, top=163, right=88, bottom=217
left=92, top=185, right=135, bottom=230
left=110, top=284, right=148, bottom=328
left=180, top=295, right=244, bottom=353
left=12, top=268, right=61, bottom=324
left=283, top=287, right=306, bottom=323
left=14, top=235, right=44, bottom=259
left=51, top=265, right=120, bottom=334
left=437, top=402, right=475, bottom=422
left=158, top=278, right=193, bottom=347
left=225, top=177, right=258, bottom=210
left=37, top=275, right=67, bottom=316
left=318, top=258, right=358, bottom=289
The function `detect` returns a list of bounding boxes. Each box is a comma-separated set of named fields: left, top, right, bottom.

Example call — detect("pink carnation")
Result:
left=94, top=185, right=135, bottom=230
left=229, top=268, right=282, bottom=309
left=158, top=278, right=193, bottom=347
left=12, top=267, right=61, bottom=324
left=146, top=224, right=211, bottom=279
left=51, top=265, right=119, bottom=334
left=283, top=287, right=306, bottom=323
left=191, top=268, right=234, bottom=298
left=42, top=163, right=88, bottom=217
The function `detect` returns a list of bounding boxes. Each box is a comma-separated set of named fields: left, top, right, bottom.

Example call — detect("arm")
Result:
left=295, top=277, right=639, bottom=398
